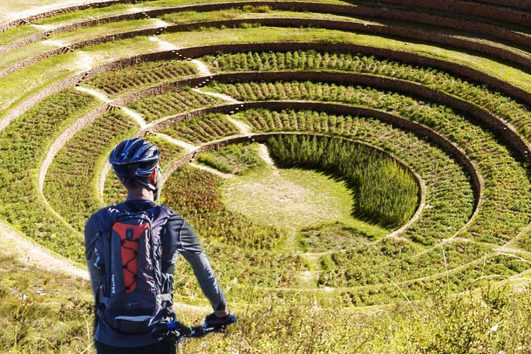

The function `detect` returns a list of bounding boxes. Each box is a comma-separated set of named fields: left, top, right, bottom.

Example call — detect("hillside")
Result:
left=0, top=0, right=529, bottom=352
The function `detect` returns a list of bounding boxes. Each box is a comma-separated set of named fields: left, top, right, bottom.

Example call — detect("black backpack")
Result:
left=94, top=204, right=173, bottom=334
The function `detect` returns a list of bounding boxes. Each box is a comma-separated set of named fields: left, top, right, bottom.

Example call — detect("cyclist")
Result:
left=85, top=138, right=231, bottom=353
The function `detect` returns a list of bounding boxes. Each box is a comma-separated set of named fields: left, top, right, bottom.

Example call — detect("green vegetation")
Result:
left=203, top=50, right=531, bottom=141
left=237, top=108, right=474, bottom=244
left=268, top=135, right=418, bottom=229
left=0, top=253, right=93, bottom=353
left=163, top=165, right=308, bottom=302
left=0, top=25, right=38, bottom=46
left=0, top=89, right=96, bottom=263
left=299, top=222, right=376, bottom=253
left=319, top=239, right=492, bottom=288
left=163, top=164, right=284, bottom=250
left=0, top=36, right=160, bottom=115
left=84, top=60, right=198, bottom=97
left=0, top=0, right=529, bottom=351
left=48, top=19, right=157, bottom=45
left=32, top=4, right=136, bottom=26
left=44, top=111, right=140, bottom=231
left=180, top=285, right=531, bottom=353
left=197, top=143, right=265, bottom=175
left=209, top=81, right=530, bottom=245
left=220, top=163, right=385, bottom=236
left=129, top=86, right=224, bottom=122
left=161, top=113, right=239, bottom=145
left=157, top=8, right=367, bottom=26
left=159, top=27, right=531, bottom=91
left=2, top=248, right=529, bottom=353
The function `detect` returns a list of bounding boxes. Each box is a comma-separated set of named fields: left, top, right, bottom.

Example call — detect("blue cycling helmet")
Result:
left=109, top=138, right=161, bottom=196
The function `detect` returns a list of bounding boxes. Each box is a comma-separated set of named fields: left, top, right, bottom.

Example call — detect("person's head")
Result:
left=109, top=138, right=162, bottom=201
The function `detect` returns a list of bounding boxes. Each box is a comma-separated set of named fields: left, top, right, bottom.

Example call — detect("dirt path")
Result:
left=0, top=220, right=89, bottom=279
left=190, top=162, right=235, bottom=178
left=192, top=88, right=241, bottom=103
left=258, top=143, right=276, bottom=166
left=227, top=116, right=252, bottom=134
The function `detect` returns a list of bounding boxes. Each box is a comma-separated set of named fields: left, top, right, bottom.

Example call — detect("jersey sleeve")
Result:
left=163, top=215, right=228, bottom=312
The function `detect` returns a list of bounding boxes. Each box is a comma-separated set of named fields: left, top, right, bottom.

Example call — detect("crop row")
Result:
left=150, top=126, right=484, bottom=291
left=267, top=135, right=418, bottom=229
left=231, top=253, right=529, bottom=307
left=201, top=50, right=530, bottom=142
left=336, top=253, right=530, bottom=307
left=207, top=80, right=530, bottom=245
left=319, top=239, right=494, bottom=288
left=0, top=89, right=96, bottom=262
left=44, top=110, right=139, bottom=231
left=238, top=108, right=474, bottom=244
left=160, top=113, right=240, bottom=145
left=128, top=87, right=224, bottom=122
left=84, top=60, right=198, bottom=97
left=197, top=143, right=266, bottom=175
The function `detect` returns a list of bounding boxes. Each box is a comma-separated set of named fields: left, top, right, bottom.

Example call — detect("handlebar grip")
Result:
left=152, top=320, right=192, bottom=338
left=191, top=314, right=238, bottom=337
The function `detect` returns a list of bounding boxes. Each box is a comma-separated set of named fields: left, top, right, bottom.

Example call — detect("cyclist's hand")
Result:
left=205, top=312, right=236, bottom=327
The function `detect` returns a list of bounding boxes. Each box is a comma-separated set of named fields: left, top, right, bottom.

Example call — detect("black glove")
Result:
left=205, top=312, right=233, bottom=327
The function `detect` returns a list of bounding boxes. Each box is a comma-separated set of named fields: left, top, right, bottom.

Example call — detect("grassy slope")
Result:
left=4, top=245, right=528, bottom=353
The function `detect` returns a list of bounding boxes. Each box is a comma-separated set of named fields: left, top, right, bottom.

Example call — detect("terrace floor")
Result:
left=0, top=0, right=111, bottom=25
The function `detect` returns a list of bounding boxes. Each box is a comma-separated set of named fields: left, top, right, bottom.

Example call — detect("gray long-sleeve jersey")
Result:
left=84, top=199, right=227, bottom=347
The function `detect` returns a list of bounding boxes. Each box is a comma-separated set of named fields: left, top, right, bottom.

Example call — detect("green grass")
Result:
left=129, top=87, right=224, bottom=122
left=319, top=239, right=493, bottom=288
left=221, top=163, right=388, bottom=236
left=158, top=8, right=377, bottom=25
left=267, top=135, right=419, bottom=229
left=299, top=222, right=377, bottom=253
left=0, top=36, right=160, bottom=116
left=163, top=164, right=285, bottom=250
left=1, top=247, right=529, bottom=352
left=0, top=253, right=93, bottom=353
left=180, top=285, right=531, bottom=353
left=197, top=143, right=265, bottom=175
left=0, top=25, right=38, bottom=47
left=49, top=18, right=157, bottom=44
left=84, top=59, right=198, bottom=97
left=236, top=108, right=475, bottom=243
left=2, top=26, right=528, bottom=126
left=33, top=3, right=135, bottom=26
left=0, top=1, right=529, bottom=350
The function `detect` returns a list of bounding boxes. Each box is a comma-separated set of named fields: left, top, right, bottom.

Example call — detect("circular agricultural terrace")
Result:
left=0, top=0, right=529, bottom=352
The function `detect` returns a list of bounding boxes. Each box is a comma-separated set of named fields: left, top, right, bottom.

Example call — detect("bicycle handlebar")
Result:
left=152, top=314, right=237, bottom=342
